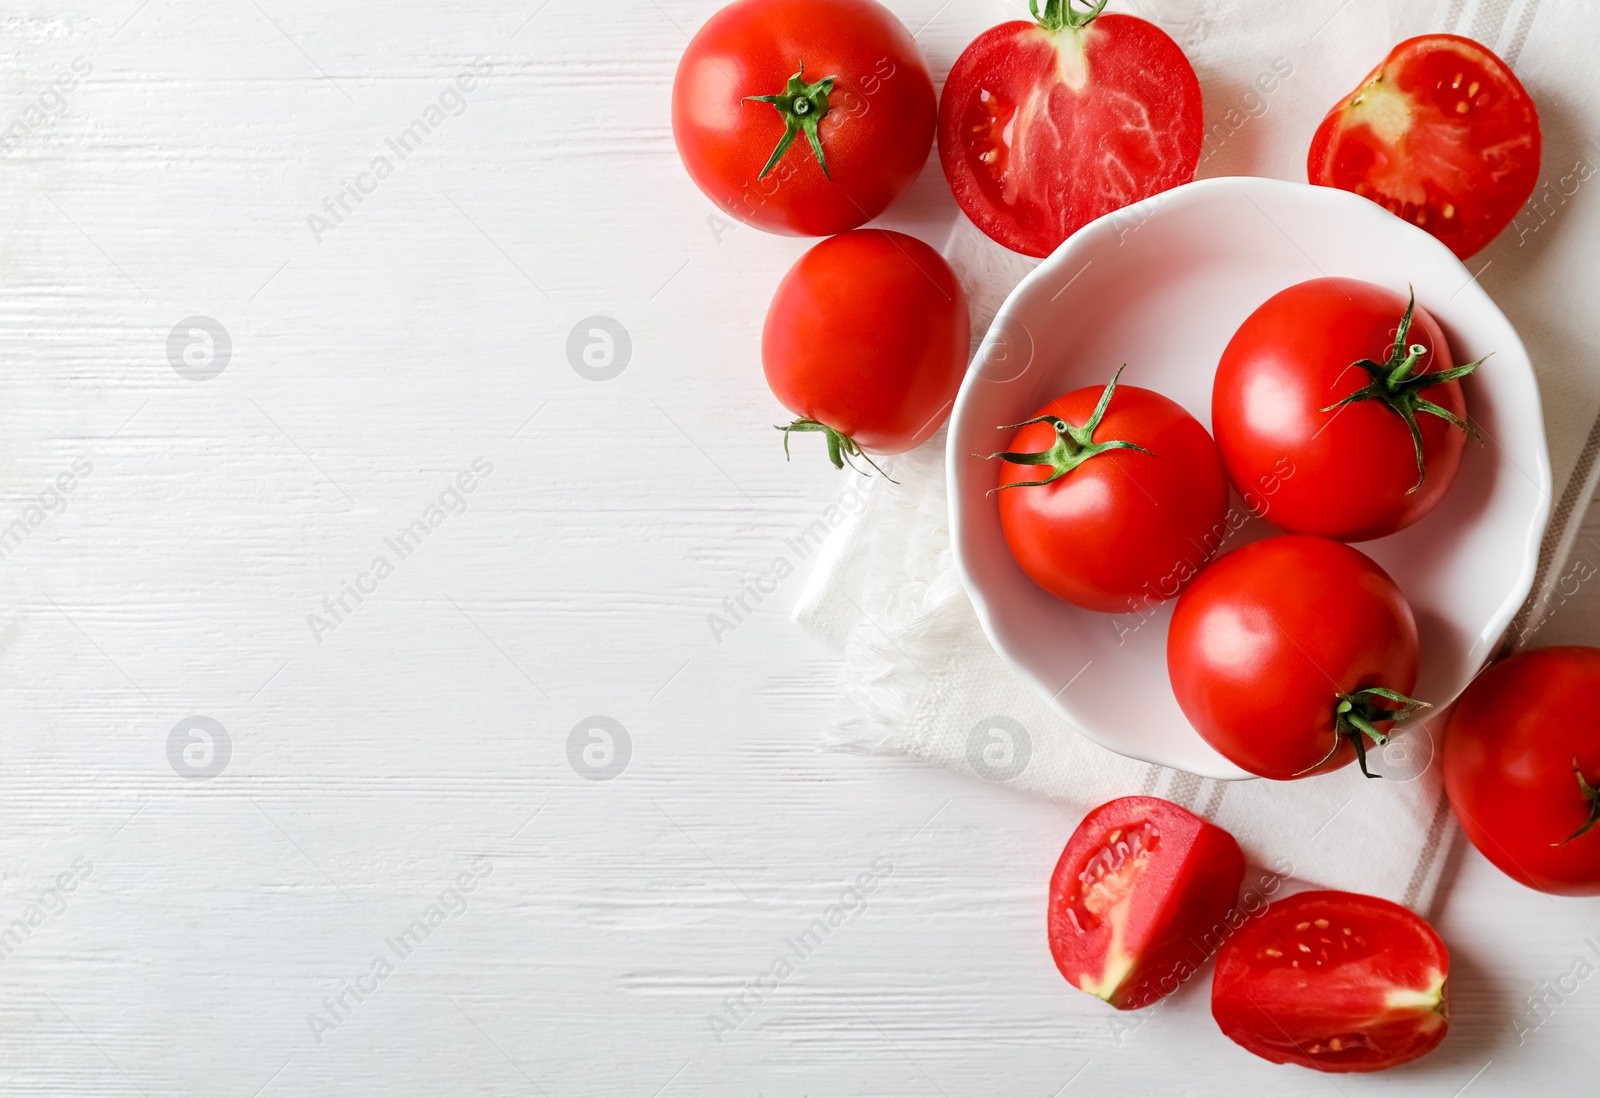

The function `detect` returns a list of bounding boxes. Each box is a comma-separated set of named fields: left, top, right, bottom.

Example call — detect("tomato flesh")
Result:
left=762, top=230, right=969, bottom=456
left=1445, top=647, right=1600, bottom=896
left=996, top=383, right=1228, bottom=613
left=1212, top=278, right=1470, bottom=542
left=939, top=14, right=1202, bottom=257
left=1048, top=797, right=1245, bottom=1010
left=1309, top=34, right=1540, bottom=259
left=1213, top=890, right=1449, bottom=1072
left=1166, top=536, right=1420, bottom=780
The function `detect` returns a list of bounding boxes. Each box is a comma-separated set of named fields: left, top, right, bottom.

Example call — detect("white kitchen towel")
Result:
left=794, top=0, right=1600, bottom=916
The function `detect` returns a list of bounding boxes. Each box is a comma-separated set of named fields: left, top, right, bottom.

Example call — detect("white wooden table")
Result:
left=2, top=1, right=1598, bottom=1094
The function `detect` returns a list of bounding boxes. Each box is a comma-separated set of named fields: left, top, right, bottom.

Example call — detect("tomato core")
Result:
left=1070, top=820, right=1160, bottom=931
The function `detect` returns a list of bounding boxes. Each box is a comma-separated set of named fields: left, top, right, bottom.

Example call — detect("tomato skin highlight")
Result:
left=1048, top=796, right=1245, bottom=1010
left=671, top=0, right=936, bottom=237
left=1212, top=278, right=1469, bottom=542
left=1166, top=536, right=1421, bottom=780
left=1212, top=890, right=1449, bottom=1072
left=1445, top=647, right=1600, bottom=896
left=1308, top=34, right=1540, bottom=259
left=995, top=384, right=1228, bottom=613
left=762, top=230, right=970, bottom=458
left=938, top=13, right=1202, bottom=258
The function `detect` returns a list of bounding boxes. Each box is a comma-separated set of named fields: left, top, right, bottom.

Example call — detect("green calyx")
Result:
left=1315, top=686, right=1431, bottom=780
left=1320, top=286, right=1488, bottom=494
left=1030, top=0, right=1109, bottom=31
left=984, top=366, right=1153, bottom=493
left=744, top=65, right=837, bottom=181
left=778, top=418, right=895, bottom=480
left=1554, top=758, right=1600, bottom=846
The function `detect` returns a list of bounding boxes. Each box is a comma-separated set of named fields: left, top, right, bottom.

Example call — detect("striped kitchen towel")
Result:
left=794, top=0, right=1600, bottom=914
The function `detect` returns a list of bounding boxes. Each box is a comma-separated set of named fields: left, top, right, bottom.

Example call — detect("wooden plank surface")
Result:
left=0, top=1, right=1596, bottom=1095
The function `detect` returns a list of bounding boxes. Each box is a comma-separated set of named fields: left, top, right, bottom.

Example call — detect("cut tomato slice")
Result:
left=1308, top=34, right=1540, bottom=259
left=1047, top=796, right=1244, bottom=1010
left=1212, top=890, right=1449, bottom=1072
left=938, top=5, right=1202, bottom=258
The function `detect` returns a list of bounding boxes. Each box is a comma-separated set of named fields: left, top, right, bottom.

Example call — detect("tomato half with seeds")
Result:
left=1212, top=278, right=1481, bottom=542
left=671, top=0, right=937, bottom=236
left=938, top=0, right=1202, bottom=257
left=1048, top=797, right=1245, bottom=1010
left=1166, top=536, right=1425, bottom=781
left=990, top=371, right=1228, bottom=613
left=1213, top=890, right=1449, bottom=1072
left=1444, top=646, right=1600, bottom=896
left=1309, top=34, right=1540, bottom=259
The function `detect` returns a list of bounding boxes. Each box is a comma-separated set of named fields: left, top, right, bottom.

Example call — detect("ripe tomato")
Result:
left=671, top=0, right=936, bottom=237
left=990, top=373, right=1227, bottom=613
left=1167, top=536, right=1425, bottom=781
left=763, top=230, right=969, bottom=469
left=938, top=0, right=1202, bottom=257
left=1048, top=797, right=1245, bottom=1010
left=1309, top=34, right=1540, bottom=259
left=1212, top=278, right=1482, bottom=542
left=1444, top=647, right=1600, bottom=896
left=1212, top=890, right=1449, bottom=1072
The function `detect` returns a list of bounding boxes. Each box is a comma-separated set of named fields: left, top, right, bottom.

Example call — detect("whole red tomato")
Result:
left=991, top=373, right=1228, bottom=613
left=1444, top=647, right=1600, bottom=896
left=1212, top=890, right=1449, bottom=1072
left=938, top=0, right=1202, bottom=257
left=1212, top=278, right=1481, bottom=542
left=1048, top=796, right=1244, bottom=1010
left=1310, top=34, right=1540, bottom=259
left=671, top=0, right=936, bottom=236
left=1167, top=536, right=1425, bottom=780
left=763, top=230, right=969, bottom=469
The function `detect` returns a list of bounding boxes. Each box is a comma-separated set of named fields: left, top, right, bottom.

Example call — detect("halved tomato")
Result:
left=1048, top=796, right=1245, bottom=1010
left=938, top=1, right=1202, bottom=257
left=1212, top=890, right=1449, bottom=1072
left=1308, top=34, right=1540, bottom=259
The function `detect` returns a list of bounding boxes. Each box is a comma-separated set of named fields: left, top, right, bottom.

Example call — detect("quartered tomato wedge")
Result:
left=1212, top=890, right=1449, bottom=1072
left=1047, top=797, right=1245, bottom=1010
left=1309, top=34, right=1540, bottom=259
left=939, top=0, right=1202, bottom=257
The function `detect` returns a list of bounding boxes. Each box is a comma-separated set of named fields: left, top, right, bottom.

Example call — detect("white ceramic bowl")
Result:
left=948, top=176, right=1551, bottom=780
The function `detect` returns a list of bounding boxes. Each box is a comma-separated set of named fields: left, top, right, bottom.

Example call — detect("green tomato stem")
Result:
left=745, top=65, right=838, bottom=181
left=983, top=366, right=1154, bottom=493
left=1031, top=0, right=1109, bottom=32
left=1305, top=685, right=1431, bottom=779
left=777, top=418, right=895, bottom=481
left=1319, top=286, right=1489, bottom=494
left=1554, top=758, right=1600, bottom=845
